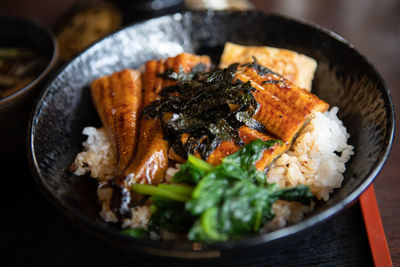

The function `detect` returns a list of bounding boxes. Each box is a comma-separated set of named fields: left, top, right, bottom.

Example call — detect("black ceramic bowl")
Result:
left=28, top=11, right=394, bottom=258
left=0, top=18, right=58, bottom=160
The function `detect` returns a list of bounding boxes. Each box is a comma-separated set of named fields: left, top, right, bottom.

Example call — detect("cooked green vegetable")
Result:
left=122, top=228, right=148, bottom=238
left=131, top=183, right=192, bottom=202
left=130, top=139, right=314, bottom=242
left=148, top=197, right=194, bottom=233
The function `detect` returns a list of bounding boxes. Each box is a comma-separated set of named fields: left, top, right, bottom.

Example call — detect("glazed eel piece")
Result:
left=91, top=69, right=143, bottom=175
left=205, top=63, right=329, bottom=170
left=111, top=53, right=211, bottom=216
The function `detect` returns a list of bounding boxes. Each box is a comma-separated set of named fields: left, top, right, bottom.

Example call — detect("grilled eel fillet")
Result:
left=219, top=42, right=317, bottom=91
left=91, top=69, right=142, bottom=175
left=180, top=63, right=329, bottom=170
left=111, top=53, right=211, bottom=216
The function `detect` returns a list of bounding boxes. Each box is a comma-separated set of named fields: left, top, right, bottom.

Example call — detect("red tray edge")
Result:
left=360, top=185, right=393, bottom=267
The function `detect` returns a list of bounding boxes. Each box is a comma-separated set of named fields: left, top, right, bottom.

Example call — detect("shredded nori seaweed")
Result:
left=241, top=56, right=280, bottom=76
left=142, top=60, right=268, bottom=160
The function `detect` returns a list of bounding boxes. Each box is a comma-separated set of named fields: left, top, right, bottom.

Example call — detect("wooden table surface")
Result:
left=251, top=0, right=400, bottom=264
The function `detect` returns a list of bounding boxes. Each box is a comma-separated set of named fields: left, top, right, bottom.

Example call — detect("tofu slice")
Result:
left=219, top=42, right=317, bottom=91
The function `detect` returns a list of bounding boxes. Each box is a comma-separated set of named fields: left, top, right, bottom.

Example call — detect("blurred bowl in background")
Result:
left=0, top=17, right=58, bottom=160
left=112, top=0, right=185, bottom=24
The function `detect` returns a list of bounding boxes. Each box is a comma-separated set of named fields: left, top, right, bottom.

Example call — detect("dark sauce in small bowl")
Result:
left=0, top=46, right=47, bottom=99
left=0, top=18, right=57, bottom=160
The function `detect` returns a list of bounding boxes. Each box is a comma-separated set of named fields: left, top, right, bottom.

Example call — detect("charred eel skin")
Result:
left=91, top=69, right=143, bottom=175
left=109, top=53, right=211, bottom=216
left=165, top=62, right=329, bottom=171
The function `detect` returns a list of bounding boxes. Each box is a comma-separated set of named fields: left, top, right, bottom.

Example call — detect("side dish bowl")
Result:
left=28, top=11, right=394, bottom=258
left=0, top=17, right=58, bottom=160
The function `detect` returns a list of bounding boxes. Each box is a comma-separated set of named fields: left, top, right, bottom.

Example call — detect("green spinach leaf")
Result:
left=130, top=139, right=314, bottom=242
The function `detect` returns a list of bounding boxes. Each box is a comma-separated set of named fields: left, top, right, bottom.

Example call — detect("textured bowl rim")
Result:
left=28, top=10, right=395, bottom=258
left=0, top=17, right=58, bottom=105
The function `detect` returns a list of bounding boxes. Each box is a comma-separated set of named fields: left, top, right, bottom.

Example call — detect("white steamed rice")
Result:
left=73, top=127, right=116, bottom=181
left=72, top=107, right=353, bottom=231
